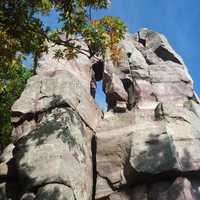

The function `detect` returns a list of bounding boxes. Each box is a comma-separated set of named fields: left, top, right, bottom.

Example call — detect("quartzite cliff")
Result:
left=0, top=28, right=200, bottom=200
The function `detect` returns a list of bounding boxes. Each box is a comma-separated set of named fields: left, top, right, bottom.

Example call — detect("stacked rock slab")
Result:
left=0, top=28, right=200, bottom=200
left=95, top=28, right=200, bottom=199
left=0, top=40, right=103, bottom=200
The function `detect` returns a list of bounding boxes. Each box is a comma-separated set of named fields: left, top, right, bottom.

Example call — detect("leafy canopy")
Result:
left=0, top=0, right=44, bottom=150
left=50, top=0, right=127, bottom=59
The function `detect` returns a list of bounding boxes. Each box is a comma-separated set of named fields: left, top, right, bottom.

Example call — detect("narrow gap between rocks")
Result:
left=122, top=78, right=134, bottom=110
left=91, top=135, right=97, bottom=200
left=91, top=61, right=107, bottom=112
left=95, top=81, right=107, bottom=112
left=138, top=31, right=146, bottom=47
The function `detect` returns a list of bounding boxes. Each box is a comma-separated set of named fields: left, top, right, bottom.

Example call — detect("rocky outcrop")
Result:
left=1, top=28, right=200, bottom=200
left=1, top=43, right=102, bottom=200
left=95, top=28, right=200, bottom=200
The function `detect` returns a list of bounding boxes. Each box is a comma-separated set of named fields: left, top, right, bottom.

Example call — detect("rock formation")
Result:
left=1, top=28, right=200, bottom=200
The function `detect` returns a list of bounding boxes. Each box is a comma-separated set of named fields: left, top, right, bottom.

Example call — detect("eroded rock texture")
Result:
left=1, top=28, right=200, bottom=200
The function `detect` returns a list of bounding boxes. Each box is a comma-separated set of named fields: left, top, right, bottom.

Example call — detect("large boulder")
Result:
left=133, top=28, right=185, bottom=65
left=8, top=41, right=100, bottom=199
left=11, top=71, right=102, bottom=142
left=13, top=107, right=93, bottom=200
left=95, top=28, right=200, bottom=199
left=37, top=40, right=93, bottom=93
left=95, top=101, right=200, bottom=199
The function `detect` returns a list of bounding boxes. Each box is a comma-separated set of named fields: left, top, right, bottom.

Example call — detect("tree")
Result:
left=50, top=0, right=127, bottom=59
left=0, top=0, right=127, bottom=150
left=0, top=0, right=49, bottom=150
left=0, top=64, right=32, bottom=150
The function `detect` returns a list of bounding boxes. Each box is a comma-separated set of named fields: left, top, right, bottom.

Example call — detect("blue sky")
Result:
left=31, top=0, right=200, bottom=109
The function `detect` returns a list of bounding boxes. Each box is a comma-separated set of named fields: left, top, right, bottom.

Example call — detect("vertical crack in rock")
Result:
left=138, top=31, right=146, bottom=47
left=91, top=135, right=97, bottom=200
left=122, top=78, right=136, bottom=110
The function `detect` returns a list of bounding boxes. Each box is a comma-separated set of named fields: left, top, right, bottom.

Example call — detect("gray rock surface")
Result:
left=95, top=28, right=200, bottom=199
left=35, top=184, right=74, bottom=200
left=1, top=28, right=200, bottom=200
left=0, top=144, right=14, bottom=180
left=0, top=144, right=14, bottom=163
left=37, top=40, right=93, bottom=93
left=11, top=71, right=102, bottom=147
left=13, top=107, right=92, bottom=200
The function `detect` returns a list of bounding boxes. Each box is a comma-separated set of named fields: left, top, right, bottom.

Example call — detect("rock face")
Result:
left=1, top=28, right=200, bottom=200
